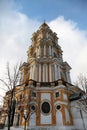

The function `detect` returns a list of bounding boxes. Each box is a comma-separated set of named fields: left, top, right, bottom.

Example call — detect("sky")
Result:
left=0, top=0, right=87, bottom=104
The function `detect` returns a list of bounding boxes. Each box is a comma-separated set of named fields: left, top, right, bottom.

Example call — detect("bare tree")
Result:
left=74, top=73, right=87, bottom=113
left=0, top=62, right=21, bottom=91
left=74, top=74, right=87, bottom=93
left=0, top=62, right=21, bottom=130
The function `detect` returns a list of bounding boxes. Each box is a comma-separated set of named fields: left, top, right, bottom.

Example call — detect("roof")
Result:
left=69, top=91, right=82, bottom=101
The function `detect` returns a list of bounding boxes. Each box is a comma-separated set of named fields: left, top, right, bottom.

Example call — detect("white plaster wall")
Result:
left=63, top=93, right=67, bottom=100
left=22, top=117, right=25, bottom=123
left=65, top=108, right=70, bottom=123
left=13, top=115, right=17, bottom=126
left=5, top=116, right=8, bottom=126
left=71, top=101, right=87, bottom=130
left=84, top=118, right=87, bottom=130
left=28, top=126, right=75, bottom=130
left=41, top=113, right=52, bottom=124
left=73, top=119, right=85, bottom=130
left=76, top=111, right=87, bottom=130
left=41, top=93, right=50, bottom=101
left=56, top=111, right=63, bottom=126
left=29, top=113, right=36, bottom=126
left=56, top=126, right=75, bottom=130
left=40, top=93, right=52, bottom=125
left=82, top=111, right=87, bottom=129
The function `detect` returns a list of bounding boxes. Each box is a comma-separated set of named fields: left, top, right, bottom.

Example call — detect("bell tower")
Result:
left=27, top=22, right=71, bottom=83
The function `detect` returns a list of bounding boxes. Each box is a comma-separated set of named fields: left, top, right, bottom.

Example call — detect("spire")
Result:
left=44, top=19, right=46, bottom=23
left=39, top=21, right=49, bottom=30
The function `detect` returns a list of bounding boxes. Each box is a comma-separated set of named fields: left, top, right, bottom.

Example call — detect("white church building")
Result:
left=1, top=22, right=87, bottom=130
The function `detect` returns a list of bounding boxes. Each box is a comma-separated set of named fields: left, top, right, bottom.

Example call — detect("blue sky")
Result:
left=0, top=0, right=87, bottom=103
left=15, top=0, right=87, bottom=30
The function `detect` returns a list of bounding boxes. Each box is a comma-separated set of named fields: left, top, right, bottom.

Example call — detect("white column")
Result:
left=66, top=71, right=71, bottom=83
left=51, top=46, right=53, bottom=57
left=44, top=45, right=46, bottom=57
left=39, top=46, right=41, bottom=56
left=39, top=64, right=41, bottom=82
left=43, top=64, right=45, bottom=82
left=32, top=66, right=34, bottom=80
left=49, top=45, right=51, bottom=56
left=38, top=46, right=41, bottom=57
left=21, top=72, right=24, bottom=83
left=46, top=32, right=49, bottom=38
left=55, top=64, right=58, bottom=80
left=41, top=32, right=43, bottom=38
left=46, top=64, right=48, bottom=82
left=36, top=47, right=38, bottom=57
left=58, top=66, right=61, bottom=79
left=49, top=64, right=52, bottom=82
left=37, top=47, right=39, bottom=57
left=35, top=64, right=37, bottom=81
left=35, top=65, right=37, bottom=81
left=36, top=64, right=39, bottom=81
left=68, top=71, right=71, bottom=83
left=33, top=64, right=36, bottom=80
left=30, top=67, right=32, bottom=79
left=52, top=65, right=54, bottom=81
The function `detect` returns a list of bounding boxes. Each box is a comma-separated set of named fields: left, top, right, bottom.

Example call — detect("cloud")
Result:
left=49, top=16, right=87, bottom=82
left=0, top=1, right=40, bottom=73
left=0, top=0, right=40, bottom=99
